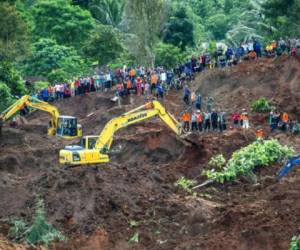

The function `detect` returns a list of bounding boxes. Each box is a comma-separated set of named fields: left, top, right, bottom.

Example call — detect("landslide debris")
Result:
left=0, top=57, right=300, bottom=250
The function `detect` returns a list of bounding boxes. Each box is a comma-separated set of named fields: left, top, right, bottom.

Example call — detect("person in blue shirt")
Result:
left=254, top=40, right=262, bottom=57
left=156, top=83, right=164, bottom=99
left=183, top=86, right=191, bottom=105
left=236, top=45, right=245, bottom=61
left=195, top=93, right=202, bottom=110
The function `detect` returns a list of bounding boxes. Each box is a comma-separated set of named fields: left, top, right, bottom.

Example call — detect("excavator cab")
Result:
left=80, top=136, right=98, bottom=149
left=56, top=116, right=82, bottom=139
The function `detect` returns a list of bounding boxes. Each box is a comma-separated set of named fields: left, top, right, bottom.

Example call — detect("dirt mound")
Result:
left=1, top=57, right=300, bottom=249
left=195, top=55, right=300, bottom=118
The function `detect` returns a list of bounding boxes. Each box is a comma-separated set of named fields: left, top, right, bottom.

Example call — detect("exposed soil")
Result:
left=0, top=56, right=300, bottom=250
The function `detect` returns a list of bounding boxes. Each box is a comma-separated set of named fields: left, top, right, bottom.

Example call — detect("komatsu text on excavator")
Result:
left=0, top=95, right=82, bottom=139
left=59, top=101, right=182, bottom=165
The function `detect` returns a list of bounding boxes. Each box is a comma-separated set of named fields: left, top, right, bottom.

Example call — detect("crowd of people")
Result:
left=27, top=38, right=300, bottom=136
left=32, top=38, right=300, bottom=103
left=180, top=88, right=250, bottom=133
left=267, top=110, right=300, bottom=135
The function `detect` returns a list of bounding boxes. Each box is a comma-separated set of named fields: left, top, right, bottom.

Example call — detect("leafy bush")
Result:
left=154, top=42, right=183, bottom=69
left=175, top=177, right=197, bottom=193
left=204, top=140, right=294, bottom=184
left=8, top=220, right=28, bottom=241
left=0, top=82, right=14, bottom=112
left=9, top=199, right=66, bottom=246
left=209, top=154, right=226, bottom=170
left=128, top=232, right=139, bottom=243
left=251, top=97, right=272, bottom=113
left=290, top=235, right=300, bottom=250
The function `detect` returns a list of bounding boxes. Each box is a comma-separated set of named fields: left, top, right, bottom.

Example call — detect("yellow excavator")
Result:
left=0, top=95, right=82, bottom=139
left=59, top=100, right=182, bottom=165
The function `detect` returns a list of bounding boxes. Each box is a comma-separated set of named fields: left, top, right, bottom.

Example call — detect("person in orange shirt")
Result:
left=271, top=40, right=277, bottom=51
left=129, top=68, right=136, bottom=81
left=256, top=129, right=264, bottom=139
left=181, top=111, right=191, bottom=132
left=126, top=78, right=132, bottom=95
left=150, top=72, right=158, bottom=94
left=281, top=112, right=289, bottom=131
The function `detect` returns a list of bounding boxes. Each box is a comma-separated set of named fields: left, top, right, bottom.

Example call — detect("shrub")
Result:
left=290, top=235, right=300, bottom=250
left=251, top=97, right=272, bottom=113
left=154, top=42, right=183, bottom=69
left=8, top=199, right=66, bottom=246
left=0, top=82, right=14, bottom=112
left=209, top=154, right=226, bottom=170
left=175, top=177, right=197, bottom=193
left=204, top=140, right=294, bottom=184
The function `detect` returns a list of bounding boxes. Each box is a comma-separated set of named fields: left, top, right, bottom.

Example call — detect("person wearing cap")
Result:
left=241, top=109, right=250, bottom=129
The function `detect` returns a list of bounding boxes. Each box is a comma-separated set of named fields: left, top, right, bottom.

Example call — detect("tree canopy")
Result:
left=0, top=0, right=299, bottom=110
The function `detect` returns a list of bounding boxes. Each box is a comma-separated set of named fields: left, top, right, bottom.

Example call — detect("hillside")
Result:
left=0, top=57, right=300, bottom=250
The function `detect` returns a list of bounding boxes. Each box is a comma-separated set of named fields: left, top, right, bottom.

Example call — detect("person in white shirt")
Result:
left=161, top=71, right=167, bottom=83
left=248, top=40, right=254, bottom=52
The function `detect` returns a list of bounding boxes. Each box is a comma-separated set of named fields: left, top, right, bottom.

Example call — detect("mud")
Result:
left=0, top=56, right=300, bottom=250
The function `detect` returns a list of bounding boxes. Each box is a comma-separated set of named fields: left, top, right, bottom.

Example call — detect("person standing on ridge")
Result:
left=196, top=110, right=203, bottom=132
left=204, top=111, right=211, bottom=132
left=183, top=86, right=191, bottom=105
left=207, top=96, right=214, bottom=113
left=211, top=109, right=218, bottom=131
left=181, top=111, right=191, bottom=132
left=195, top=93, right=202, bottom=110
left=191, top=111, right=198, bottom=131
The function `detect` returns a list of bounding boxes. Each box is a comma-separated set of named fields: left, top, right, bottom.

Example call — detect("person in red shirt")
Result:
left=231, top=111, right=240, bottom=128
left=196, top=110, right=203, bottom=132
left=136, top=77, right=143, bottom=96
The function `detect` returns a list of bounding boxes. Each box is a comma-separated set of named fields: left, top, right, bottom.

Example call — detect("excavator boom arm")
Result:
left=0, top=95, right=60, bottom=129
left=94, top=101, right=182, bottom=151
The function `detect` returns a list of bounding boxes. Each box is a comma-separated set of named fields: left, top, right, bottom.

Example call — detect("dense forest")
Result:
left=0, top=0, right=300, bottom=110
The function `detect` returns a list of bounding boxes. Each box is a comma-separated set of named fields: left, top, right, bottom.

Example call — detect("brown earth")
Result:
left=0, top=56, right=300, bottom=250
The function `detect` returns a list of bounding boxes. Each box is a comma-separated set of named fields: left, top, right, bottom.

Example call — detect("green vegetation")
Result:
left=8, top=199, right=66, bottom=247
left=154, top=42, right=183, bottom=69
left=209, top=154, right=226, bottom=170
left=251, top=97, right=272, bottom=113
left=1, top=0, right=299, bottom=110
left=163, top=7, right=194, bottom=51
left=24, top=38, right=88, bottom=84
left=263, top=0, right=300, bottom=38
left=175, top=177, right=197, bottom=194
left=204, top=140, right=294, bottom=184
left=128, top=232, right=139, bottom=243
left=290, top=235, right=300, bottom=250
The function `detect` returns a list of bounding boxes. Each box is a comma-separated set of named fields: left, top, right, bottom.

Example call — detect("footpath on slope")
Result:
left=0, top=56, right=299, bottom=250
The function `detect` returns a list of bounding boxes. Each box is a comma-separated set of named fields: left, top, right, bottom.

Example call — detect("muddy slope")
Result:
left=0, top=57, right=300, bottom=250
